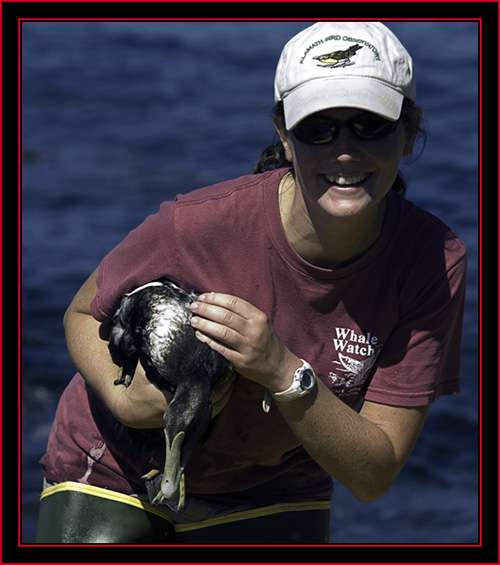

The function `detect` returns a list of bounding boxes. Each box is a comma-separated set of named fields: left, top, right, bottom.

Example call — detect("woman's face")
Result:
left=274, top=107, right=416, bottom=223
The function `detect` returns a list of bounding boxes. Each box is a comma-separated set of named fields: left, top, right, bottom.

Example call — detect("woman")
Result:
left=36, top=21, right=466, bottom=544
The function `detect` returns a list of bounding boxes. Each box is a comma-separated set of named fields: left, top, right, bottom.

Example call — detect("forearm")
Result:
left=64, top=307, right=119, bottom=405
left=275, top=379, right=398, bottom=502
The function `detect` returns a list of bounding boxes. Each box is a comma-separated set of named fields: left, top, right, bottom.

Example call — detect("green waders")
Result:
left=35, top=482, right=330, bottom=544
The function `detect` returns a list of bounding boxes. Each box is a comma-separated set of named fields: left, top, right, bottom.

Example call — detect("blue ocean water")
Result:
left=21, top=21, right=479, bottom=544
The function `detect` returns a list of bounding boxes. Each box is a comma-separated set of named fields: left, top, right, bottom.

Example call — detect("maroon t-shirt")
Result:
left=41, top=169, right=466, bottom=505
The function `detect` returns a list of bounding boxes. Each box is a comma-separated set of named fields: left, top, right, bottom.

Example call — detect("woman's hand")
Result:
left=112, top=361, right=170, bottom=429
left=190, top=293, right=301, bottom=392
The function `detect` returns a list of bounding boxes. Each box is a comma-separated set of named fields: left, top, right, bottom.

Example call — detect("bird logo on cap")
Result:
left=313, top=44, right=363, bottom=68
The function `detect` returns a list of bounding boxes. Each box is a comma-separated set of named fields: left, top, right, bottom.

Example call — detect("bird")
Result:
left=313, top=44, right=363, bottom=67
left=108, top=279, right=234, bottom=511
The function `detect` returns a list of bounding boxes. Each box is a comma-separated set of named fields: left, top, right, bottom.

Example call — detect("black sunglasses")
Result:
left=292, top=112, right=400, bottom=145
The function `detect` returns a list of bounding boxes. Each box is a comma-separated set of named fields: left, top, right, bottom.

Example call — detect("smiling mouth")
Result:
left=324, top=173, right=370, bottom=187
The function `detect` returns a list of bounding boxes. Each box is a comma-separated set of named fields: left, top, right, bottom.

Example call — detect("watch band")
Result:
left=262, top=360, right=316, bottom=413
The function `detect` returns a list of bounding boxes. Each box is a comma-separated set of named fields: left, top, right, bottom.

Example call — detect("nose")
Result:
left=329, top=128, right=361, bottom=164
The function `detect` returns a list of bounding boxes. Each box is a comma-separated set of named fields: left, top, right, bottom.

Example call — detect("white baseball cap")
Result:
left=274, top=22, right=416, bottom=130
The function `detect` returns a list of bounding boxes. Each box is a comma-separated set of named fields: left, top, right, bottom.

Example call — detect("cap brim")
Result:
left=282, top=77, right=404, bottom=131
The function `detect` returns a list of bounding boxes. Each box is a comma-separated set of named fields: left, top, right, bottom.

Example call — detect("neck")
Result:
left=279, top=173, right=387, bottom=269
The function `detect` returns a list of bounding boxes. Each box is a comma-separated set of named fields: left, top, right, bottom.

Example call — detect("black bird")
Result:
left=108, top=280, right=234, bottom=510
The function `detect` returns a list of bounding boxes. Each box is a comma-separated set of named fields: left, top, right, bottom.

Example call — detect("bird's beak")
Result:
left=161, top=429, right=185, bottom=503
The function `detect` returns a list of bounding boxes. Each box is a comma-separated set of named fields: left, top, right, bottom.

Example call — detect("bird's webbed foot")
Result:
left=142, top=468, right=186, bottom=512
left=114, top=366, right=134, bottom=387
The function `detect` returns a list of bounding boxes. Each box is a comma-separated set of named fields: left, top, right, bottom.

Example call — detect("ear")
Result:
left=273, top=115, right=294, bottom=163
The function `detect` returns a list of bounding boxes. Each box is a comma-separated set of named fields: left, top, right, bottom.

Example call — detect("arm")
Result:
left=190, top=292, right=429, bottom=502
left=277, top=385, right=428, bottom=502
left=63, top=269, right=168, bottom=428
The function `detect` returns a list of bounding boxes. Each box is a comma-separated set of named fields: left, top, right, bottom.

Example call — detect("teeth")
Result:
left=325, top=173, right=369, bottom=186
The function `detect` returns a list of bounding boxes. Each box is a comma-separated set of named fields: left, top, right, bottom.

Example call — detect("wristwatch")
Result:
left=262, top=359, right=316, bottom=413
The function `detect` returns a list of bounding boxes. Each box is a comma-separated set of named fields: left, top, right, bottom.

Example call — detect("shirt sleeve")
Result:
left=364, top=245, right=467, bottom=407
left=90, top=201, right=178, bottom=323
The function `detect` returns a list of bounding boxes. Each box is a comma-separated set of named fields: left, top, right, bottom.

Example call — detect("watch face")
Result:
left=300, top=369, right=315, bottom=390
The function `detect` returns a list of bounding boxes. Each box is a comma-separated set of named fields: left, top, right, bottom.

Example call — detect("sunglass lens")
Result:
left=352, top=114, right=399, bottom=139
left=293, top=118, right=337, bottom=145
left=292, top=113, right=399, bottom=145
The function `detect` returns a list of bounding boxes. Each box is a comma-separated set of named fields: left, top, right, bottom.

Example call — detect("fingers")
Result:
left=188, top=292, right=297, bottom=391
left=190, top=293, right=250, bottom=350
left=190, top=293, right=270, bottom=355
left=194, top=292, right=256, bottom=317
left=189, top=293, right=259, bottom=364
left=191, top=304, right=241, bottom=335
left=190, top=292, right=265, bottom=367
left=191, top=319, right=237, bottom=359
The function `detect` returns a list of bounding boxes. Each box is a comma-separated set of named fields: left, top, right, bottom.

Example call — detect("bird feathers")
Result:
left=107, top=279, right=234, bottom=510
